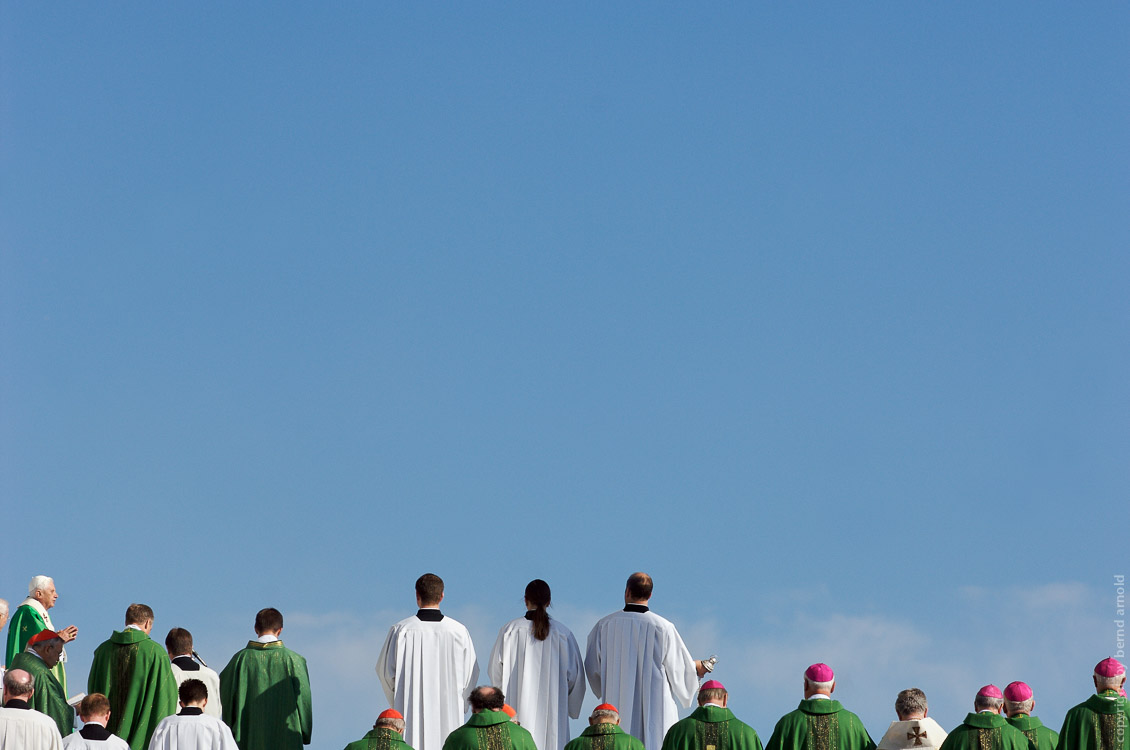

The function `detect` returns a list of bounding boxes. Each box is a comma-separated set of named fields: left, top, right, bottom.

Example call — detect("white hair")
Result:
left=591, top=708, right=620, bottom=723
left=1005, top=699, right=1034, bottom=715
left=1095, top=673, right=1125, bottom=690
left=806, top=678, right=835, bottom=693
left=376, top=717, right=405, bottom=734
left=975, top=695, right=1004, bottom=712
left=28, top=576, right=54, bottom=596
left=0, top=599, right=9, bottom=616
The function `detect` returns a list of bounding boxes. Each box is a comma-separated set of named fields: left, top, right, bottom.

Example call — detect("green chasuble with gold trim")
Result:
left=1006, top=716, right=1058, bottom=750
left=442, top=710, right=539, bottom=750
left=220, top=639, right=313, bottom=750
left=663, top=706, right=764, bottom=750
left=88, top=628, right=178, bottom=750
left=345, top=727, right=416, bottom=750
left=1058, top=693, right=1130, bottom=750
left=565, top=723, right=647, bottom=750
left=765, top=699, right=876, bottom=750
left=4, top=603, right=68, bottom=694
left=938, top=713, right=1033, bottom=750
left=8, top=651, right=74, bottom=736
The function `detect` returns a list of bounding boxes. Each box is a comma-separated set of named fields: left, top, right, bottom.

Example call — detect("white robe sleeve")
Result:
left=461, top=628, right=480, bottom=703
left=487, top=625, right=507, bottom=688
left=565, top=628, right=586, bottom=719
left=661, top=620, right=697, bottom=709
left=375, top=625, right=399, bottom=706
left=584, top=622, right=603, bottom=698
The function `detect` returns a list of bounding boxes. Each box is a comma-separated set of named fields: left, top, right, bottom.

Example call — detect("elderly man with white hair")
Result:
left=0, top=668, right=64, bottom=750
left=937, top=686, right=1030, bottom=750
left=565, top=704, right=645, bottom=750
left=1058, top=658, right=1129, bottom=750
left=4, top=577, right=78, bottom=695
left=345, top=709, right=415, bottom=750
left=1002, top=682, right=1058, bottom=750
left=8, top=631, right=73, bottom=737
left=765, top=664, right=875, bottom=750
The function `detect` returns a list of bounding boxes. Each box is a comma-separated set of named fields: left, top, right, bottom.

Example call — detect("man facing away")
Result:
left=585, top=573, right=714, bottom=750
left=377, top=574, right=479, bottom=750
left=148, top=678, right=237, bottom=750
left=1058, top=658, right=1130, bottom=750
left=8, top=630, right=74, bottom=737
left=661, top=680, right=762, bottom=750
left=441, top=686, right=537, bottom=750
left=343, top=708, right=415, bottom=750
left=5, top=576, right=78, bottom=695
left=764, top=663, right=875, bottom=750
left=0, top=668, right=63, bottom=750
left=1002, top=682, right=1057, bottom=750
left=876, top=688, right=948, bottom=750
left=937, top=685, right=1031, bottom=750
left=565, top=704, right=646, bottom=750
left=219, top=607, right=312, bottom=750
left=164, top=629, right=221, bottom=720
left=62, top=693, right=130, bottom=750
left=88, top=603, right=178, bottom=750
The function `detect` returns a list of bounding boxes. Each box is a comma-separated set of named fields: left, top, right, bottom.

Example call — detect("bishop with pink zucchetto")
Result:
left=1002, top=681, right=1059, bottom=750
left=1058, top=658, right=1130, bottom=750
left=938, top=685, right=1036, bottom=750
left=765, top=664, right=874, bottom=750
left=660, top=678, right=763, bottom=750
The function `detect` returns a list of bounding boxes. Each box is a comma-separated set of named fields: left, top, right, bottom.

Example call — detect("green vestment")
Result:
left=662, top=706, right=764, bottom=750
left=442, top=710, right=539, bottom=750
left=565, top=723, right=647, bottom=750
left=87, top=628, right=178, bottom=750
left=1006, top=716, right=1058, bottom=750
left=765, top=699, right=876, bottom=750
left=344, top=727, right=416, bottom=750
left=4, top=603, right=68, bottom=694
left=219, top=640, right=313, bottom=750
left=1058, top=693, right=1130, bottom=750
left=938, top=713, right=1033, bottom=750
left=8, top=651, right=74, bottom=736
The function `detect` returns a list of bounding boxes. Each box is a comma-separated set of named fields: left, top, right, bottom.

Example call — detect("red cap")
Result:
left=502, top=704, right=517, bottom=718
left=1004, top=682, right=1032, bottom=702
left=595, top=703, right=618, bottom=713
left=701, top=680, right=726, bottom=691
left=805, top=663, right=834, bottom=682
left=977, top=685, right=1003, bottom=700
left=27, top=630, right=61, bottom=646
left=1095, top=658, right=1126, bottom=678
left=378, top=709, right=403, bottom=720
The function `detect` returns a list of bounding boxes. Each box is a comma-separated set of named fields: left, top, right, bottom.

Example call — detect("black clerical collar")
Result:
left=624, top=604, right=649, bottom=613
left=172, top=655, right=200, bottom=671
left=3, top=699, right=30, bottom=710
left=416, top=609, right=445, bottom=621
left=524, top=611, right=536, bottom=621
left=178, top=707, right=204, bottom=716
left=80, top=724, right=113, bottom=740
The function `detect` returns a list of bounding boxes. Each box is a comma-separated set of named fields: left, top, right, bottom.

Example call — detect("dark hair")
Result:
left=165, top=627, right=193, bottom=655
left=3, top=669, right=33, bottom=696
left=79, top=693, right=111, bottom=717
left=179, top=678, right=208, bottom=705
left=416, top=574, right=444, bottom=606
left=469, top=686, right=505, bottom=712
left=626, top=572, right=653, bottom=601
left=525, top=579, right=552, bottom=641
left=255, top=608, right=284, bottom=633
left=125, top=603, right=155, bottom=626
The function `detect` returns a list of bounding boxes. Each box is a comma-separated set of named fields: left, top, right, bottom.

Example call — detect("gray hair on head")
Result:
left=1095, top=673, right=1124, bottom=690
left=376, top=717, right=406, bottom=733
left=3, top=669, right=34, bottom=697
left=1005, top=699, right=1034, bottom=715
left=974, top=694, right=1004, bottom=712
left=806, top=678, right=835, bottom=693
left=590, top=708, right=619, bottom=724
left=28, top=576, right=53, bottom=596
left=895, top=688, right=928, bottom=719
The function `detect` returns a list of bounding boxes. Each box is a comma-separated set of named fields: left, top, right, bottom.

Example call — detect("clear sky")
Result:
left=1, top=3, right=1127, bottom=749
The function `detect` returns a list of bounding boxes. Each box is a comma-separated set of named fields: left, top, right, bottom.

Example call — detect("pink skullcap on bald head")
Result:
left=1004, top=682, right=1032, bottom=702
left=1095, top=658, right=1126, bottom=678
left=805, top=663, right=834, bottom=682
left=701, top=680, right=725, bottom=691
left=977, top=685, right=1003, bottom=700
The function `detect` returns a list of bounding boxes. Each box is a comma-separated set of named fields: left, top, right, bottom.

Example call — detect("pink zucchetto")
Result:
left=805, top=663, right=835, bottom=682
left=1004, top=682, right=1033, bottom=702
left=977, top=685, right=1003, bottom=699
left=1094, top=658, right=1126, bottom=678
left=701, top=680, right=726, bottom=691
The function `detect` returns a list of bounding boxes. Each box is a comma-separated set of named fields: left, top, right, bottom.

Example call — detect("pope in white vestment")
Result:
left=585, top=605, right=699, bottom=750
left=376, top=608, right=479, bottom=750
left=0, top=704, right=64, bottom=750
left=488, top=613, right=585, bottom=750
left=146, top=710, right=237, bottom=750
left=876, top=718, right=948, bottom=750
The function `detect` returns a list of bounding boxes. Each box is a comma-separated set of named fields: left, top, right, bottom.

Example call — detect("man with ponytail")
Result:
left=488, top=580, right=585, bottom=750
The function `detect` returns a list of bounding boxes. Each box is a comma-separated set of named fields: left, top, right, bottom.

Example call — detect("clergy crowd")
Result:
left=0, top=573, right=1127, bottom=750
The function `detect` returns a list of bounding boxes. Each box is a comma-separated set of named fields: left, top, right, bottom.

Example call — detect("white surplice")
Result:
left=376, top=613, right=479, bottom=750
left=0, top=706, right=64, bottom=750
left=584, top=609, right=698, bottom=750
left=168, top=663, right=222, bottom=719
left=488, top=615, right=585, bottom=750
left=146, top=713, right=237, bottom=750
left=876, top=718, right=948, bottom=750
left=61, top=726, right=130, bottom=750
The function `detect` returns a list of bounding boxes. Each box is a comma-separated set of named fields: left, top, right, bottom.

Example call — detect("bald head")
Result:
left=625, top=572, right=653, bottom=603
left=3, top=669, right=34, bottom=702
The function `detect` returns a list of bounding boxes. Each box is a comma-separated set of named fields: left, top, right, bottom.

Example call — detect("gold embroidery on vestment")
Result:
left=108, top=642, right=139, bottom=736
left=477, top=724, right=514, bottom=750
left=806, top=713, right=839, bottom=750
left=696, top=718, right=730, bottom=750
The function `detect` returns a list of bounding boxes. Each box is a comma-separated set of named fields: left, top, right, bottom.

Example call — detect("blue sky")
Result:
left=2, top=3, right=1127, bottom=749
